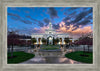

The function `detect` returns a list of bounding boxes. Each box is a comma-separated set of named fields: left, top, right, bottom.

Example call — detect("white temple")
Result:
left=31, top=22, right=69, bottom=45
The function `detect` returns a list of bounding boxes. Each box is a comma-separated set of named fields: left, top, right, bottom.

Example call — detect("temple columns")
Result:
left=36, top=38, right=39, bottom=44
left=40, top=38, right=42, bottom=44
left=36, top=37, right=65, bottom=45
left=62, top=38, right=64, bottom=45
left=36, top=38, right=42, bottom=44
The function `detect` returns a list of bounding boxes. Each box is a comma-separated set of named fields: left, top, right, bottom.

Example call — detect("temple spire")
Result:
left=49, top=22, right=52, bottom=29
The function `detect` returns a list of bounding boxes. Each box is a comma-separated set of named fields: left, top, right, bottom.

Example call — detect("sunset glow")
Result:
left=7, top=7, right=93, bottom=39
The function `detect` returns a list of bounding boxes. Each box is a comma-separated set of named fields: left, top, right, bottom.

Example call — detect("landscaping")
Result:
left=65, top=51, right=93, bottom=63
left=41, top=45, right=59, bottom=50
left=8, top=51, right=35, bottom=63
left=41, top=45, right=59, bottom=48
left=41, top=47, right=59, bottom=50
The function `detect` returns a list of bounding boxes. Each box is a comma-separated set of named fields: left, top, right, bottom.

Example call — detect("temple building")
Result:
left=31, top=22, right=69, bottom=45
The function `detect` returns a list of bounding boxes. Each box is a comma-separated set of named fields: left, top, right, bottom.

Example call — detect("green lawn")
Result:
left=8, top=51, right=35, bottom=64
left=41, top=47, right=59, bottom=50
left=41, top=45, right=59, bottom=48
left=65, top=51, right=93, bottom=63
left=41, top=45, right=59, bottom=50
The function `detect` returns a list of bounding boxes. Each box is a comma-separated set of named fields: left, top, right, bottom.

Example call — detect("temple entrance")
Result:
left=47, top=36, right=53, bottom=45
left=38, top=38, right=42, bottom=44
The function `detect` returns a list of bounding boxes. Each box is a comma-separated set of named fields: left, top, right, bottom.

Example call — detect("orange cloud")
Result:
left=56, top=21, right=93, bottom=38
left=57, top=22, right=67, bottom=33
left=72, top=26, right=92, bottom=34
left=33, top=26, right=49, bottom=33
left=40, top=26, right=49, bottom=33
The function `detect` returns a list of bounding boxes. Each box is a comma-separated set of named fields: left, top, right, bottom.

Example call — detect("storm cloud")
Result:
left=48, top=7, right=58, bottom=19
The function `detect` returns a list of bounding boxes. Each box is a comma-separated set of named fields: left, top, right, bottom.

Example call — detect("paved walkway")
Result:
left=20, top=57, right=84, bottom=64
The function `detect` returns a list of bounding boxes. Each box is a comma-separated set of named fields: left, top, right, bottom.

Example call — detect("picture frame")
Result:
left=0, top=0, right=99, bottom=71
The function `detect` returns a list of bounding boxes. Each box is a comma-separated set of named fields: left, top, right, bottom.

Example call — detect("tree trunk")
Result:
left=11, top=44, right=13, bottom=58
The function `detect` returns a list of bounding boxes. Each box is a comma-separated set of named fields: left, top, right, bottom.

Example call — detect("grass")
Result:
left=65, top=51, right=93, bottom=63
left=8, top=51, right=35, bottom=64
left=42, top=47, right=59, bottom=50
left=41, top=45, right=59, bottom=48
left=41, top=45, right=59, bottom=50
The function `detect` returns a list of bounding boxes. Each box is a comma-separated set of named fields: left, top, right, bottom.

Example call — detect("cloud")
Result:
left=86, top=15, right=93, bottom=20
left=10, top=17, right=19, bottom=20
left=73, top=8, right=92, bottom=23
left=62, top=17, right=72, bottom=26
left=88, top=8, right=93, bottom=13
left=20, top=19, right=32, bottom=24
left=72, top=26, right=92, bottom=35
left=55, top=22, right=67, bottom=33
left=43, top=18, right=50, bottom=25
left=56, top=21, right=92, bottom=38
left=73, top=12, right=87, bottom=23
left=26, top=15, right=44, bottom=27
left=32, top=26, right=49, bottom=33
left=53, top=23, right=60, bottom=29
left=8, top=13, right=33, bottom=24
left=38, top=21, right=44, bottom=27
left=72, top=19, right=91, bottom=31
left=63, top=17, right=70, bottom=22
left=26, top=16, right=38, bottom=21
left=67, top=8, right=79, bottom=11
left=48, top=7, right=58, bottom=19
left=62, top=8, right=93, bottom=30
left=78, top=19, right=90, bottom=25
left=69, top=11, right=77, bottom=17
left=8, top=13, right=21, bottom=18
left=18, top=27, right=42, bottom=35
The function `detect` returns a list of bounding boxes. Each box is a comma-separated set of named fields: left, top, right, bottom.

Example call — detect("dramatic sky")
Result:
left=7, top=7, right=93, bottom=39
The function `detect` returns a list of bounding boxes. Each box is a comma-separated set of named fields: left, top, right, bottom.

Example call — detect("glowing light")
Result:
left=34, top=42, right=37, bottom=44
left=41, top=42, right=42, bottom=44
left=49, top=37, right=52, bottom=40
left=64, top=41, right=65, bottom=44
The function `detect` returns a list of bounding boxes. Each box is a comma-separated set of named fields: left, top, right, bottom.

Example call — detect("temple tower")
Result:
left=49, top=22, right=52, bottom=29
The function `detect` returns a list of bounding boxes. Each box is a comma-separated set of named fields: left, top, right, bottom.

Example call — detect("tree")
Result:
left=42, top=38, right=46, bottom=44
left=64, top=38, right=70, bottom=44
left=53, top=38, right=59, bottom=45
left=31, top=38, right=36, bottom=44
left=76, top=36, right=93, bottom=52
left=85, top=37, right=93, bottom=52
left=27, top=40, right=31, bottom=46
left=31, top=38, right=36, bottom=48
left=64, top=38, right=70, bottom=48
left=8, top=32, right=20, bottom=58
left=53, top=37, right=55, bottom=45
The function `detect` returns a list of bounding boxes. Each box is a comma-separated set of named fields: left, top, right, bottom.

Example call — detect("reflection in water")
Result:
left=32, top=57, right=46, bottom=62
left=69, top=59, right=74, bottom=64
left=59, top=58, right=68, bottom=63
left=20, top=57, right=84, bottom=64
left=21, top=47, right=83, bottom=64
